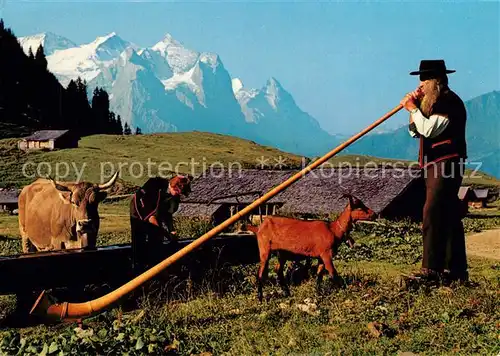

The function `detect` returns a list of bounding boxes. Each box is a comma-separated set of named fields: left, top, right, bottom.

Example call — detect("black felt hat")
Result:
left=410, top=60, right=455, bottom=80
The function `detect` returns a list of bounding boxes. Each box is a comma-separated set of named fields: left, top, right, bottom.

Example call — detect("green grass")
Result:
left=0, top=132, right=499, bottom=354
left=0, top=230, right=498, bottom=354
left=2, top=198, right=499, bottom=255
left=2, top=132, right=499, bottom=190
left=0, top=132, right=306, bottom=188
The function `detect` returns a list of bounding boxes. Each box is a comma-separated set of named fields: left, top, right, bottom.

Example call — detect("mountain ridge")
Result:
left=17, top=31, right=500, bottom=177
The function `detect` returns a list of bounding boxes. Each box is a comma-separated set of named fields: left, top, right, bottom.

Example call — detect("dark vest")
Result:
left=416, top=89, right=467, bottom=168
left=130, top=177, right=179, bottom=232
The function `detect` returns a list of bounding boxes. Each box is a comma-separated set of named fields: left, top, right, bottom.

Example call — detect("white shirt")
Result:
left=408, top=108, right=450, bottom=138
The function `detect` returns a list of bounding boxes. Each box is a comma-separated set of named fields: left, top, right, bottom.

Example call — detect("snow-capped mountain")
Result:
left=149, top=33, right=199, bottom=74
left=45, top=32, right=135, bottom=87
left=18, top=31, right=337, bottom=156
left=18, top=32, right=77, bottom=56
left=233, top=77, right=337, bottom=155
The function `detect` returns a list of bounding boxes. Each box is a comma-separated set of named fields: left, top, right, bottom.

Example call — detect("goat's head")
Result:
left=342, top=193, right=377, bottom=222
left=337, top=193, right=377, bottom=248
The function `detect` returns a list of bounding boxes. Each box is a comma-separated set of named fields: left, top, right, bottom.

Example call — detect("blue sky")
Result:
left=2, top=0, right=499, bottom=135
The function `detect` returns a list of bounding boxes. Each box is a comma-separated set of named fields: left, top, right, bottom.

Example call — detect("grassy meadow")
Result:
left=0, top=132, right=499, bottom=355
left=1, top=132, right=499, bottom=189
left=0, top=199, right=499, bottom=354
left=0, top=215, right=499, bottom=355
left=0, top=132, right=305, bottom=188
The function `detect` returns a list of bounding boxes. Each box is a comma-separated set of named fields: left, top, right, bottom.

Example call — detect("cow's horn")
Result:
left=98, top=171, right=119, bottom=190
left=48, top=175, right=72, bottom=192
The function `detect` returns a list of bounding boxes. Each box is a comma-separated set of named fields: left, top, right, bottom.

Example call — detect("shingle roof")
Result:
left=177, top=203, right=223, bottom=218
left=458, top=186, right=472, bottom=200
left=182, top=168, right=295, bottom=205
left=21, top=130, right=70, bottom=141
left=180, top=166, right=423, bottom=216
left=279, top=167, right=420, bottom=215
left=473, top=188, right=489, bottom=199
left=0, top=189, right=19, bottom=204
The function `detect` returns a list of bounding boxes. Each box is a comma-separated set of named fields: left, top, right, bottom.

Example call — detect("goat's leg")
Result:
left=320, top=251, right=344, bottom=289
left=276, top=255, right=290, bottom=297
left=273, top=252, right=282, bottom=274
left=257, top=249, right=271, bottom=302
left=304, top=257, right=313, bottom=277
left=315, top=263, right=325, bottom=293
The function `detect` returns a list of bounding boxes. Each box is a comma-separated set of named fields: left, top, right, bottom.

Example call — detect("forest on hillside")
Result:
left=0, top=20, right=133, bottom=138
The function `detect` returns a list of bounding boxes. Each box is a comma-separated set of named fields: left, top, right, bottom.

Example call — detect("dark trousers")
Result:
left=422, top=158, right=468, bottom=277
left=130, top=217, right=165, bottom=275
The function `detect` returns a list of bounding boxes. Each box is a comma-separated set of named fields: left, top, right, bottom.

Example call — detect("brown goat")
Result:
left=251, top=194, right=376, bottom=302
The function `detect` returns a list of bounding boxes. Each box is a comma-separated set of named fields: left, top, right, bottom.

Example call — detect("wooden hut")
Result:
left=471, top=188, right=489, bottom=208
left=458, top=186, right=474, bottom=214
left=0, top=188, right=19, bottom=214
left=459, top=187, right=491, bottom=209
left=178, top=169, right=292, bottom=226
left=18, top=130, right=79, bottom=151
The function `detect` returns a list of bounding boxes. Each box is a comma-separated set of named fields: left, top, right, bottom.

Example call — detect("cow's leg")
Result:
left=21, top=237, right=31, bottom=254
left=19, top=224, right=34, bottom=254
left=276, top=254, right=290, bottom=297
left=38, top=245, right=56, bottom=252
left=257, top=248, right=271, bottom=303
left=50, top=237, right=64, bottom=251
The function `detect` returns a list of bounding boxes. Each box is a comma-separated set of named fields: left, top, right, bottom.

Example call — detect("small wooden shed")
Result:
left=458, top=186, right=474, bottom=214
left=18, top=130, right=79, bottom=151
left=0, top=188, right=19, bottom=214
left=471, top=188, right=489, bottom=208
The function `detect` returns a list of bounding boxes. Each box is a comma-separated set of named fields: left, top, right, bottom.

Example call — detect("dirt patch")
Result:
left=466, top=228, right=500, bottom=261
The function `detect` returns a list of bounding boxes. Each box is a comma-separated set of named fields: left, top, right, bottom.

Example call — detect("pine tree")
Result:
left=63, top=77, right=92, bottom=136
left=35, top=44, right=48, bottom=70
left=116, top=115, right=123, bottom=135
left=28, top=47, right=35, bottom=60
left=64, top=79, right=79, bottom=131
left=123, top=122, right=131, bottom=135
left=135, top=126, right=142, bottom=135
left=0, top=21, right=118, bottom=138
left=108, top=111, right=115, bottom=134
left=108, top=111, right=123, bottom=135
left=91, top=86, right=112, bottom=134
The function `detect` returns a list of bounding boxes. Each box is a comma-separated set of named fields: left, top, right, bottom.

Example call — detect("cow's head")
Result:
left=49, top=172, right=119, bottom=249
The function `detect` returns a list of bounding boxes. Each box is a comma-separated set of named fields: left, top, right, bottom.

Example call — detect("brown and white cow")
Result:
left=18, top=172, right=119, bottom=253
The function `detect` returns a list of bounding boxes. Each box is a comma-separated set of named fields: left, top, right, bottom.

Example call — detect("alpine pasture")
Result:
left=0, top=132, right=499, bottom=355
